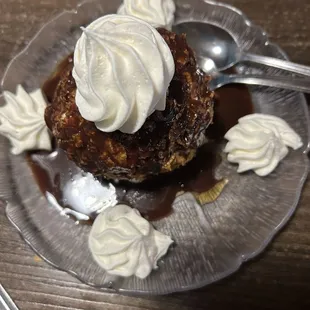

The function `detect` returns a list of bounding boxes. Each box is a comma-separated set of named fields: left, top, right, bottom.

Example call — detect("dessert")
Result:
left=45, top=15, right=214, bottom=182
left=89, top=204, right=173, bottom=279
left=0, top=0, right=305, bottom=282
left=0, top=85, right=51, bottom=154
left=224, top=114, right=303, bottom=176
left=117, top=0, right=176, bottom=29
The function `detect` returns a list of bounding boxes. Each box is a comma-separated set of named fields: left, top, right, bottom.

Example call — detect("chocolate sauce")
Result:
left=211, top=85, right=254, bottom=138
left=42, top=54, right=73, bottom=103
left=34, top=56, right=253, bottom=223
left=113, top=143, right=221, bottom=221
left=27, top=144, right=220, bottom=222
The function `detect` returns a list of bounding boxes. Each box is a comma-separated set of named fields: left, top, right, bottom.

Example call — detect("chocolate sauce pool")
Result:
left=29, top=55, right=253, bottom=223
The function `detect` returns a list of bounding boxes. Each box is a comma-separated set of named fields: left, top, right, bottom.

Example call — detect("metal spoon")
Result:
left=199, top=57, right=310, bottom=93
left=0, top=284, right=19, bottom=310
left=171, top=23, right=310, bottom=93
left=173, top=22, right=310, bottom=76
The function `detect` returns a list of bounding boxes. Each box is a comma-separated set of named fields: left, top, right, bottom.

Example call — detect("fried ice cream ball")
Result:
left=45, top=28, right=214, bottom=182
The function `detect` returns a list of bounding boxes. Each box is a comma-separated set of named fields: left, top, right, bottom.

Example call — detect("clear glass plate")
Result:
left=1, top=0, right=309, bottom=295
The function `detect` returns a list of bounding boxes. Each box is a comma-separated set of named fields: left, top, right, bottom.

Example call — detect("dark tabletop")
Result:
left=1, top=0, right=310, bottom=309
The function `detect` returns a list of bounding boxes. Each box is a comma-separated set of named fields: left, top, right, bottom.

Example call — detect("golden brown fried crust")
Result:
left=45, top=28, right=214, bottom=182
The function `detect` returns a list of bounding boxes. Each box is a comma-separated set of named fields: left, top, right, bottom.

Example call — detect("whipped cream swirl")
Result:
left=224, top=114, right=303, bottom=176
left=117, top=0, right=176, bottom=29
left=0, top=85, right=51, bottom=155
left=89, top=204, right=173, bottom=279
left=73, top=15, right=175, bottom=134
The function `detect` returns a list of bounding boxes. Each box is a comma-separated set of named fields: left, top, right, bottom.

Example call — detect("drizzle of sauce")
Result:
left=211, top=85, right=254, bottom=138
left=42, top=54, right=73, bottom=103
left=113, top=143, right=221, bottom=221
left=33, top=55, right=253, bottom=223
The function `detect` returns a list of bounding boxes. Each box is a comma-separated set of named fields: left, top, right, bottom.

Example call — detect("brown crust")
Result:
left=45, top=28, right=214, bottom=182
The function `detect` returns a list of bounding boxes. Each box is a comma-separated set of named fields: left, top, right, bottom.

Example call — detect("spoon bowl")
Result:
left=172, top=22, right=310, bottom=77
left=173, top=22, right=239, bottom=71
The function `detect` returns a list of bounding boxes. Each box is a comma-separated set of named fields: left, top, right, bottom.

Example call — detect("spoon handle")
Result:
left=242, top=52, right=310, bottom=77
left=0, top=284, right=19, bottom=310
left=210, top=74, right=310, bottom=93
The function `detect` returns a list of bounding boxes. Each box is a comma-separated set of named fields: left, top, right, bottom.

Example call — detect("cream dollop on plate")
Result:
left=224, top=114, right=303, bottom=176
left=117, top=0, right=176, bottom=29
left=89, top=204, right=173, bottom=279
left=73, top=14, right=175, bottom=134
left=0, top=85, right=51, bottom=154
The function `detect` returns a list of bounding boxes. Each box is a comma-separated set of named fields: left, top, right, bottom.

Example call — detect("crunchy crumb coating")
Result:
left=45, top=28, right=214, bottom=182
